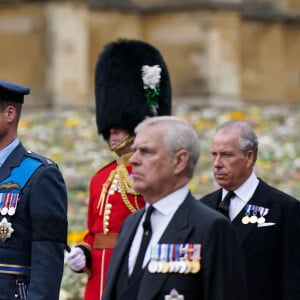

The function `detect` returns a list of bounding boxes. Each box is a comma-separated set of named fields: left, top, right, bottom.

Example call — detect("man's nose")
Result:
left=213, top=156, right=222, bottom=167
left=129, top=151, right=138, bottom=165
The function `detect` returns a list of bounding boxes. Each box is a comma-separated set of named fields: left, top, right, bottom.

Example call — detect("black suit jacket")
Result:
left=102, top=193, right=247, bottom=300
left=200, top=179, right=300, bottom=300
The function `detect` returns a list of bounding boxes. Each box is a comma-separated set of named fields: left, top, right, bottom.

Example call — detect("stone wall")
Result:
left=0, top=3, right=48, bottom=107
left=0, top=1, right=299, bottom=108
left=241, top=20, right=300, bottom=103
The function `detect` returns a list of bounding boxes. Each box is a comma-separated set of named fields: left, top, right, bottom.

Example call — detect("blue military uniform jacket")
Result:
left=0, top=142, right=68, bottom=299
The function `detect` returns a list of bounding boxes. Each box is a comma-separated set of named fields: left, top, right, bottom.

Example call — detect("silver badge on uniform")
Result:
left=0, top=217, right=14, bottom=243
left=165, top=289, right=184, bottom=300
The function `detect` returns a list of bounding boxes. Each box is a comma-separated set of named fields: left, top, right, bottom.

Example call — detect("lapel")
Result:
left=0, top=143, right=26, bottom=182
left=232, top=180, right=273, bottom=245
left=138, top=193, right=195, bottom=300
left=204, top=189, right=222, bottom=209
left=105, top=208, right=144, bottom=297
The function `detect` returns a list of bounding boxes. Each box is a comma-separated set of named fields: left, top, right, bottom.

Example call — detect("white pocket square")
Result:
left=257, top=222, right=276, bottom=227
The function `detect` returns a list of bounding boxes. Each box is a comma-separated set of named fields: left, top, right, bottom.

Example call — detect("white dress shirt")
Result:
left=128, top=185, right=189, bottom=275
left=224, top=172, right=259, bottom=220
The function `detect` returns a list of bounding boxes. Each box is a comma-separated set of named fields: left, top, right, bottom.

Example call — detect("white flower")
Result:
left=141, top=65, right=161, bottom=89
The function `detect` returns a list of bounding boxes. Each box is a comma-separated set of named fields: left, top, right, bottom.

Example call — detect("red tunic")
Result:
left=80, top=155, right=145, bottom=300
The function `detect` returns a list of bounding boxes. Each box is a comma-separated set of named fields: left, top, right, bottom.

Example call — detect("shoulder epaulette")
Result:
left=25, top=150, right=57, bottom=166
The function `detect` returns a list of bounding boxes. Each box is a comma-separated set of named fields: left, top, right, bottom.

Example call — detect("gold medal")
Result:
left=190, top=244, right=201, bottom=273
left=190, top=258, right=201, bottom=274
left=161, top=260, right=169, bottom=273
left=242, top=215, right=250, bottom=224
left=242, top=204, right=253, bottom=224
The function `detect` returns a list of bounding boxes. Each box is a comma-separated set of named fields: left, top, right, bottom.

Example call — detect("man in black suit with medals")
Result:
left=200, top=120, right=300, bottom=300
left=102, top=116, right=247, bottom=300
left=0, top=80, right=68, bottom=299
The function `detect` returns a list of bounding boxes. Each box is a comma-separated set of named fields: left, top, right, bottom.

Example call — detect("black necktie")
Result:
left=218, top=191, right=235, bottom=218
left=130, top=205, right=154, bottom=280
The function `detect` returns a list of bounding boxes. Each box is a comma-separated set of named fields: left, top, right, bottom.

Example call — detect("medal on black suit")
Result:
left=242, top=204, right=251, bottom=224
left=190, top=244, right=201, bottom=274
left=257, top=207, right=269, bottom=224
left=249, top=205, right=259, bottom=223
left=148, top=244, right=159, bottom=273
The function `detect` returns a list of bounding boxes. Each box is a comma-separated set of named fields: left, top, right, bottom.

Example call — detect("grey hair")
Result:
left=216, top=120, right=258, bottom=164
left=135, top=116, right=200, bottom=178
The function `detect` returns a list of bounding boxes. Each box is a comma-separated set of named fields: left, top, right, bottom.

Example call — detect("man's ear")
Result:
left=246, top=150, right=254, bottom=168
left=5, top=105, right=16, bottom=123
left=173, top=149, right=189, bottom=175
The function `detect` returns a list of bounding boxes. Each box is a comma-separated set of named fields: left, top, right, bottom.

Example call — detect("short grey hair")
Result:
left=216, top=120, right=258, bottom=164
left=135, top=116, right=200, bottom=178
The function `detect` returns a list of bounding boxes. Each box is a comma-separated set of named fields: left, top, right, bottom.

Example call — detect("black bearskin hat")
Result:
left=95, top=39, right=172, bottom=140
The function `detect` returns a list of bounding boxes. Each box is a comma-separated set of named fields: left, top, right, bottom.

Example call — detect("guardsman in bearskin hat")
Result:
left=0, top=80, right=68, bottom=299
left=65, top=38, right=172, bottom=300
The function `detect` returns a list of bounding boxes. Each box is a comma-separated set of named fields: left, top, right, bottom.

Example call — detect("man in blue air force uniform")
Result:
left=0, top=80, right=68, bottom=299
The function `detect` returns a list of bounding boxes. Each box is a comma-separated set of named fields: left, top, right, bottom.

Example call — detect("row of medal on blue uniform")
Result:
left=242, top=204, right=269, bottom=224
left=0, top=192, right=19, bottom=216
left=148, top=243, right=201, bottom=274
